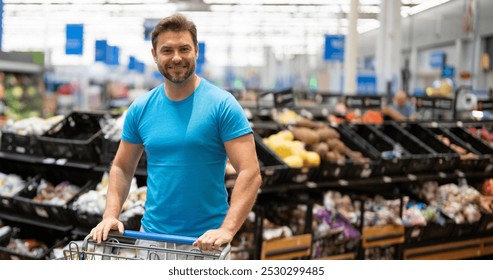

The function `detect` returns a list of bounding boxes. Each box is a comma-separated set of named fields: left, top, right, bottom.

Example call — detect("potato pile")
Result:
left=291, top=119, right=370, bottom=165
left=436, top=134, right=478, bottom=159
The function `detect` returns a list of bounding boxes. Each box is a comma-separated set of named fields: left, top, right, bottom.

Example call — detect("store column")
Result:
left=375, top=0, right=402, bottom=95
left=0, top=0, right=3, bottom=50
left=343, top=0, right=358, bottom=95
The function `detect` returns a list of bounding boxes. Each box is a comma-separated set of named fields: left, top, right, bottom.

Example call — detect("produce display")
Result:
left=264, top=109, right=370, bottom=168
left=3, top=74, right=44, bottom=121
left=402, top=197, right=446, bottom=227
left=31, top=179, right=80, bottom=205
left=468, top=126, right=493, bottom=147
left=363, top=195, right=402, bottom=227
left=1, top=115, right=64, bottom=136
left=311, top=191, right=360, bottom=258
left=71, top=172, right=146, bottom=225
left=435, top=134, right=478, bottom=159
left=418, top=181, right=482, bottom=224
left=100, top=111, right=126, bottom=141
left=0, top=172, right=26, bottom=198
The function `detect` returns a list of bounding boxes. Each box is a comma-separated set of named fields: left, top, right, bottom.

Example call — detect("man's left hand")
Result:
left=193, top=228, right=234, bottom=251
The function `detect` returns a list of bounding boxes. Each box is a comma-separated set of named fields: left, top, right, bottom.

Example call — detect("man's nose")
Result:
left=172, top=51, right=182, bottom=63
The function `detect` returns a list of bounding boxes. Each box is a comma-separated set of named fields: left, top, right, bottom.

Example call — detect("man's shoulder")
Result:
left=132, top=85, right=162, bottom=106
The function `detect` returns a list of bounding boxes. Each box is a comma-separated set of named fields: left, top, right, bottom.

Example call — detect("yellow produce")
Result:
left=283, top=155, right=304, bottom=168
left=277, top=130, right=294, bottom=141
left=303, top=151, right=321, bottom=167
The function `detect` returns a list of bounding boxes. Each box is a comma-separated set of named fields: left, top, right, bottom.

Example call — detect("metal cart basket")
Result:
left=60, top=230, right=231, bottom=260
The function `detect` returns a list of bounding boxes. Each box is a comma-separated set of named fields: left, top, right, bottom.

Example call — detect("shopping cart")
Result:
left=60, top=230, right=231, bottom=260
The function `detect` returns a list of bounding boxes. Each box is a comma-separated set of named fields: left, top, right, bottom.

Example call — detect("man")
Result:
left=90, top=13, right=262, bottom=254
left=384, top=90, right=416, bottom=121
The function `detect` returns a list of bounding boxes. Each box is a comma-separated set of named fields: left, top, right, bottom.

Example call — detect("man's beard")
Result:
left=159, top=62, right=195, bottom=84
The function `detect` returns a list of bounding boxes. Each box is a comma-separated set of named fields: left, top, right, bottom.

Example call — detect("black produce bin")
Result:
left=446, top=126, right=493, bottom=172
left=337, top=125, right=385, bottom=177
left=247, top=133, right=289, bottom=188
left=377, top=122, right=441, bottom=174
left=344, top=123, right=412, bottom=175
left=404, top=225, right=426, bottom=244
left=12, top=168, right=96, bottom=225
left=419, top=219, right=456, bottom=243
left=0, top=132, right=43, bottom=156
left=0, top=173, right=34, bottom=214
left=401, top=123, right=461, bottom=172
left=328, top=126, right=378, bottom=179
left=37, top=112, right=104, bottom=163
left=427, top=126, right=488, bottom=172
left=74, top=210, right=142, bottom=231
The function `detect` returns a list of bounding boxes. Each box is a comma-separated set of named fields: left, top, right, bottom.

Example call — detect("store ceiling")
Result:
left=2, top=0, right=451, bottom=67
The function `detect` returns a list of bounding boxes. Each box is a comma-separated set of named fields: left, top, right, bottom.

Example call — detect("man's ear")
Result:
left=151, top=48, right=157, bottom=63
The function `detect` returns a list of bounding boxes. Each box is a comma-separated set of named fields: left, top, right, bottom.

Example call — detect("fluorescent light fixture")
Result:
left=205, top=0, right=349, bottom=4
left=401, top=0, right=451, bottom=17
left=357, top=19, right=380, bottom=34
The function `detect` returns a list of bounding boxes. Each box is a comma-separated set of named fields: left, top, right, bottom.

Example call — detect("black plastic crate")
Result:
left=401, top=123, right=461, bottom=172
left=451, top=221, right=480, bottom=238
left=447, top=126, right=493, bottom=172
left=404, top=225, right=426, bottom=244
left=427, top=126, right=487, bottom=172
left=344, top=124, right=412, bottom=175
left=335, top=125, right=381, bottom=178
left=74, top=210, right=142, bottom=231
left=253, top=133, right=289, bottom=187
left=478, top=213, right=493, bottom=235
left=0, top=132, right=43, bottom=156
left=0, top=173, right=34, bottom=213
left=37, top=111, right=104, bottom=163
left=12, top=168, right=96, bottom=225
left=377, top=122, right=440, bottom=174
left=419, top=219, right=455, bottom=243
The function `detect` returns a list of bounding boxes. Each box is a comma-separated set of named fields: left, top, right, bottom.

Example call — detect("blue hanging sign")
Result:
left=357, top=74, right=377, bottom=95
left=197, top=42, right=206, bottom=64
left=442, top=65, right=455, bottom=78
left=128, top=56, right=136, bottom=70
left=430, top=51, right=445, bottom=68
left=324, top=34, right=345, bottom=62
left=95, top=40, right=107, bottom=62
left=106, top=45, right=120, bottom=66
left=65, top=24, right=84, bottom=55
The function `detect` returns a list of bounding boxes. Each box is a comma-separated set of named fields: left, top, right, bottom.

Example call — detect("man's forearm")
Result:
left=221, top=168, right=261, bottom=234
left=103, top=165, right=134, bottom=219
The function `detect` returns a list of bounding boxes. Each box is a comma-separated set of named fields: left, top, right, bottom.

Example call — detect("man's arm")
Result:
left=193, top=133, right=262, bottom=251
left=90, top=140, right=144, bottom=243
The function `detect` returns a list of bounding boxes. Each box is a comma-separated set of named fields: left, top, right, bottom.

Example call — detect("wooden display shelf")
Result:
left=261, top=234, right=312, bottom=260
left=362, top=225, right=405, bottom=249
left=403, top=238, right=482, bottom=260
left=313, top=252, right=357, bottom=260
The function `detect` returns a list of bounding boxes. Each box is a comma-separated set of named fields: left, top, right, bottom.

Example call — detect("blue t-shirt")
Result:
left=122, top=78, right=252, bottom=237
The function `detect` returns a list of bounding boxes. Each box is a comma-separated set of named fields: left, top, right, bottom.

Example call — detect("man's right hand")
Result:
left=89, top=217, right=124, bottom=243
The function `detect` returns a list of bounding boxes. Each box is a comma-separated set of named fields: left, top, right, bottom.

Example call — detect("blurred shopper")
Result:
left=383, top=90, right=416, bottom=121
left=90, top=13, right=261, bottom=254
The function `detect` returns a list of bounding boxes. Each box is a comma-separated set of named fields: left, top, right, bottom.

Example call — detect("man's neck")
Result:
left=164, top=75, right=201, bottom=101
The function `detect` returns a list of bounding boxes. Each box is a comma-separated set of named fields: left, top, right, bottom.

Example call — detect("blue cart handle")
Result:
left=122, top=230, right=198, bottom=245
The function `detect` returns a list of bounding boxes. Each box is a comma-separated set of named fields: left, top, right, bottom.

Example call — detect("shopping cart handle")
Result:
left=123, top=230, right=197, bottom=245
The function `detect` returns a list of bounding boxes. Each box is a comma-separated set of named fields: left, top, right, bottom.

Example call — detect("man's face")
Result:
left=152, top=30, right=198, bottom=84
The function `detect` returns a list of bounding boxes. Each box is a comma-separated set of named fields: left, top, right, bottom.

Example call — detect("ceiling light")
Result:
left=401, top=0, right=451, bottom=17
